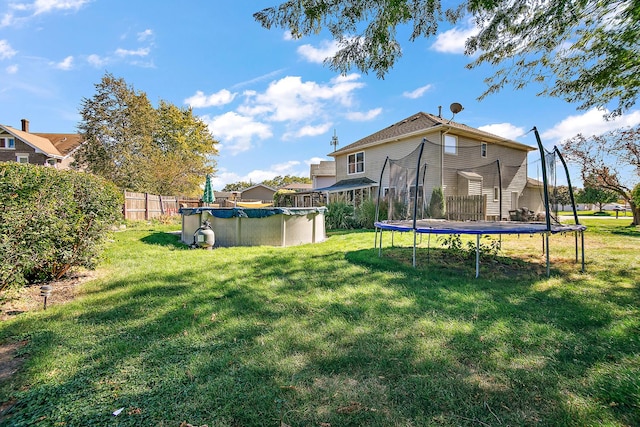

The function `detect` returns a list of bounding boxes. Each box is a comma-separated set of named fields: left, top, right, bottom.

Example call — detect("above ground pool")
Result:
left=180, top=207, right=327, bottom=247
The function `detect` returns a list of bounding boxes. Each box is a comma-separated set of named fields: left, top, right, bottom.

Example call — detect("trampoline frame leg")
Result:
left=475, top=234, right=480, bottom=278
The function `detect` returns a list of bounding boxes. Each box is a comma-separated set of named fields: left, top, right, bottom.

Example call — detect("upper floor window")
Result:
left=0, top=137, right=15, bottom=149
left=348, top=151, right=364, bottom=174
left=481, top=142, right=487, bottom=158
left=444, top=134, right=457, bottom=155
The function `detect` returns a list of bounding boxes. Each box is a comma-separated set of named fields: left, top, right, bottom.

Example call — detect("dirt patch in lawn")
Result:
left=0, top=270, right=99, bottom=321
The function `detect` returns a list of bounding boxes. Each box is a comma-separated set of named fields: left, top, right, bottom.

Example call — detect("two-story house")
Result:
left=319, top=111, right=541, bottom=220
left=0, top=119, right=83, bottom=169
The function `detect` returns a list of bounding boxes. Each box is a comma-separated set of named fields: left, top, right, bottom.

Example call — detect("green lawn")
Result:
left=1, top=218, right=639, bottom=426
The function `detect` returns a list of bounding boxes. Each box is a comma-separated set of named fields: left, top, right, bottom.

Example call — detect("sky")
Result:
left=1, top=0, right=639, bottom=190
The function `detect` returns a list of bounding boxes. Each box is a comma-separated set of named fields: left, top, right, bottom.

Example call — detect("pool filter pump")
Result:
left=192, top=220, right=215, bottom=249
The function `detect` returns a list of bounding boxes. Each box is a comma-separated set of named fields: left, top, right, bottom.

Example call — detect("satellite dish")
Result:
left=450, top=102, right=463, bottom=114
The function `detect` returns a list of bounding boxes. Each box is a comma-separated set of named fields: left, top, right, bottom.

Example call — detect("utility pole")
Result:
left=330, top=129, right=339, bottom=152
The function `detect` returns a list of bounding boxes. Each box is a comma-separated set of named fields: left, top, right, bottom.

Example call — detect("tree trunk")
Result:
left=629, top=201, right=639, bottom=226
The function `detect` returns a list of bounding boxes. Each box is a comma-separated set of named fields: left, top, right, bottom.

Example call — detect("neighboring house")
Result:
left=320, top=111, right=539, bottom=220
left=310, top=160, right=336, bottom=189
left=0, top=119, right=83, bottom=169
left=240, top=184, right=277, bottom=202
left=281, top=182, right=313, bottom=192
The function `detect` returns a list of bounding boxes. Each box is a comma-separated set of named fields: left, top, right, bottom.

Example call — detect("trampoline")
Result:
left=373, top=127, right=586, bottom=277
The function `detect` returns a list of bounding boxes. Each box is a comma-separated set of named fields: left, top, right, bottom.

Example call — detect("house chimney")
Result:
left=21, top=119, right=29, bottom=132
left=438, top=106, right=442, bottom=118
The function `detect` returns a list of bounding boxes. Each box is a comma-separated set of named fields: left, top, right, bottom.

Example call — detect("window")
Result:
left=17, top=154, right=29, bottom=163
left=347, top=151, right=364, bottom=174
left=493, top=186, right=500, bottom=202
left=0, top=137, right=15, bottom=149
left=481, top=142, right=487, bottom=158
left=444, top=134, right=457, bottom=155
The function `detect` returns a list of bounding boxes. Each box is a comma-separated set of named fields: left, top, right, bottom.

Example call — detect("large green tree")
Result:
left=255, top=0, right=639, bottom=116
left=75, top=73, right=156, bottom=191
left=261, top=174, right=311, bottom=188
left=150, top=101, right=218, bottom=196
left=75, top=73, right=218, bottom=196
left=563, top=126, right=640, bottom=225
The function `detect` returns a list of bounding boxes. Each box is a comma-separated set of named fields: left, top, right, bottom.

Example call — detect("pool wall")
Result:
left=180, top=207, right=327, bottom=247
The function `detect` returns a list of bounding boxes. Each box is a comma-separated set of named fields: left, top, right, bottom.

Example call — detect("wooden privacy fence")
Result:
left=123, top=191, right=200, bottom=221
left=446, top=195, right=486, bottom=221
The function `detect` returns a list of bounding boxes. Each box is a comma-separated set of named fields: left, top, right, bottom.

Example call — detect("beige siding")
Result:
left=334, top=127, right=532, bottom=220
left=242, top=186, right=275, bottom=201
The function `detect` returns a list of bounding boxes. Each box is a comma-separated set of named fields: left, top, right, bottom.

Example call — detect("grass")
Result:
left=0, top=218, right=639, bottom=426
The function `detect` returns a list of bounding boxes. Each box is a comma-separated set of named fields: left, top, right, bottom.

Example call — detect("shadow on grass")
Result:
left=1, top=232, right=639, bottom=426
left=140, top=231, right=189, bottom=249
left=345, top=247, right=551, bottom=280
left=611, top=227, right=640, bottom=237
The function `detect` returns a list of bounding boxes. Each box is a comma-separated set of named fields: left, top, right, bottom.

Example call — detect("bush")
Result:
left=353, top=198, right=388, bottom=229
left=325, top=201, right=357, bottom=230
left=0, top=163, right=123, bottom=291
left=428, top=187, right=445, bottom=218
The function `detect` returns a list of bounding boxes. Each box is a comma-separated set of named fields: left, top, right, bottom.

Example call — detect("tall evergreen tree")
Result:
left=75, top=73, right=219, bottom=196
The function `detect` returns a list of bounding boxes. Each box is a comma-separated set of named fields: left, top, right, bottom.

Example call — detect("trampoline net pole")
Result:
left=476, top=234, right=481, bottom=278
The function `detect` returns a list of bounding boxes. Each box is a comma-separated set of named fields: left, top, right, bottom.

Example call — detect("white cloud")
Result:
left=238, top=74, right=365, bottom=123
left=87, top=53, right=107, bottom=67
left=185, top=89, right=237, bottom=108
left=283, top=30, right=294, bottom=41
left=31, top=0, right=88, bottom=15
left=0, top=40, right=17, bottom=59
left=137, top=29, right=153, bottom=42
left=1, top=13, right=14, bottom=27
left=115, top=47, right=150, bottom=57
left=297, top=39, right=340, bottom=63
left=284, top=122, right=333, bottom=140
left=6, top=64, right=18, bottom=73
left=53, top=55, right=73, bottom=70
left=346, top=108, right=382, bottom=122
left=6, top=0, right=88, bottom=21
left=204, top=111, right=272, bottom=155
left=305, top=156, right=328, bottom=166
left=542, top=109, right=640, bottom=143
left=478, top=123, right=526, bottom=140
left=403, top=84, right=432, bottom=99
left=431, top=20, right=479, bottom=54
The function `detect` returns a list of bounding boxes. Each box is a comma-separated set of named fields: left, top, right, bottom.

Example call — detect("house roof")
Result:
left=314, top=177, right=378, bottom=193
left=331, top=112, right=536, bottom=156
left=457, top=170, right=483, bottom=181
left=281, top=183, right=313, bottom=191
left=34, top=133, right=83, bottom=157
left=1, top=124, right=84, bottom=159
left=1, top=125, right=63, bottom=158
left=242, top=183, right=277, bottom=192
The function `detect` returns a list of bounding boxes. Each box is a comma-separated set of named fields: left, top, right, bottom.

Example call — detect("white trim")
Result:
left=347, top=151, right=365, bottom=175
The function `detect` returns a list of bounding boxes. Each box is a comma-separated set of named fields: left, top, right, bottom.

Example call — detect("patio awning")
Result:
left=314, top=177, right=378, bottom=193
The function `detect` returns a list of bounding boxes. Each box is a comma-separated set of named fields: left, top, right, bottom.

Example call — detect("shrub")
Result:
left=325, top=201, right=357, bottom=230
left=0, top=163, right=122, bottom=291
left=428, top=187, right=445, bottom=218
left=273, top=189, right=296, bottom=207
left=355, top=198, right=375, bottom=228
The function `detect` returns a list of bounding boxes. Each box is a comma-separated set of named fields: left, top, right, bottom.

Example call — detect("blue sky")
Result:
left=1, top=0, right=639, bottom=190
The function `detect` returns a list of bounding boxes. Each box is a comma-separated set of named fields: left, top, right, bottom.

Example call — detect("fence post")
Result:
left=123, top=190, right=128, bottom=218
left=145, top=193, right=149, bottom=220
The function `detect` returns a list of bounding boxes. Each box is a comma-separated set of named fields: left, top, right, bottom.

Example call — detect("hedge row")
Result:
left=0, top=163, right=123, bottom=291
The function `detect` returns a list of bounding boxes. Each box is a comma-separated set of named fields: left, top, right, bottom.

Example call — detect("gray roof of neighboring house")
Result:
left=330, top=111, right=536, bottom=156
left=314, top=177, right=377, bottom=193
